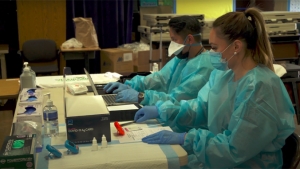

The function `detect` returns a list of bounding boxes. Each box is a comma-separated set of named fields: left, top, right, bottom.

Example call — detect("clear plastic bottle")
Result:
left=20, top=62, right=34, bottom=90
left=152, top=63, right=159, bottom=72
left=23, top=62, right=36, bottom=87
left=101, top=135, right=107, bottom=148
left=43, top=93, right=59, bottom=137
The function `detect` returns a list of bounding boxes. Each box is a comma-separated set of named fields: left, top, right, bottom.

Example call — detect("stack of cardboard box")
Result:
left=100, top=47, right=172, bottom=73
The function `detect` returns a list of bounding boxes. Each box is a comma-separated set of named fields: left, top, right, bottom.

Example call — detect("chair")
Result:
left=21, top=39, right=59, bottom=75
left=281, top=132, right=300, bottom=169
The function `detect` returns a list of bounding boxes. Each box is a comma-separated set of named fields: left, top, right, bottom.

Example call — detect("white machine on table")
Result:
left=261, top=11, right=300, bottom=24
left=202, top=19, right=214, bottom=40
left=261, top=11, right=300, bottom=37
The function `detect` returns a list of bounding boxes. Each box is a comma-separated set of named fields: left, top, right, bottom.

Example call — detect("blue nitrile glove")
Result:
left=134, top=106, right=158, bottom=123
left=115, top=88, right=139, bottom=103
left=103, top=82, right=130, bottom=94
left=142, top=130, right=186, bottom=145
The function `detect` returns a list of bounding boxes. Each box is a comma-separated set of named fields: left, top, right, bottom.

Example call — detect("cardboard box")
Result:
left=16, top=104, right=43, bottom=123
left=0, top=135, right=36, bottom=169
left=100, top=48, right=134, bottom=73
left=133, top=48, right=169, bottom=72
left=65, top=96, right=111, bottom=144
left=19, top=88, right=43, bottom=106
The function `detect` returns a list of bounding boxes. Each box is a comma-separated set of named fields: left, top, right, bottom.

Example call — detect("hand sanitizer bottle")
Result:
left=24, top=62, right=36, bottom=87
left=20, top=62, right=34, bottom=90
left=43, top=93, right=59, bottom=137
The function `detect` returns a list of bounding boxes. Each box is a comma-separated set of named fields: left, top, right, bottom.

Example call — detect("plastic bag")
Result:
left=12, top=121, right=42, bottom=149
left=118, top=42, right=150, bottom=52
left=61, top=38, right=83, bottom=49
left=73, top=17, right=99, bottom=48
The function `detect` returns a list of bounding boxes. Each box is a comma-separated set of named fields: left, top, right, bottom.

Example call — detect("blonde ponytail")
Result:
left=244, top=8, right=274, bottom=72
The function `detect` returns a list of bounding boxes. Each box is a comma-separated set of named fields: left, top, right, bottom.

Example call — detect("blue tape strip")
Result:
left=173, top=0, right=176, bottom=13
left=37, top=137, right=51, bottom=169
left=146, top=120, right=181, bottom=168
left=160, top=145, right=180, bottom=169
left=232, top=0, right=236, bottom=11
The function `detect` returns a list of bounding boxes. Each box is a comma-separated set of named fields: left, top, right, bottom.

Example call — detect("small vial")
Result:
left=101, top=135, right=107, bottom=148
left=91, top=137, right=98, bottom=151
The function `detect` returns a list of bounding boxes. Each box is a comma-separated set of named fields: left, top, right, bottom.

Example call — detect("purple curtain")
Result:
left=66, top=0, right=133, bottom=73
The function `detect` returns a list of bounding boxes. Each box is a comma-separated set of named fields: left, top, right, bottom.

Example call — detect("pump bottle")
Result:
left=43, top=93, right=59, bottom=137
left=23, top=62, right=36, bottom=87
left=20, top=62, right=34, bottom=89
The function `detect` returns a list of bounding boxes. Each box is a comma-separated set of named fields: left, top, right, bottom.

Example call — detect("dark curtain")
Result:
left=66, top=0, right=133, bottom=74
left=0, top=0, right=23, bottom=78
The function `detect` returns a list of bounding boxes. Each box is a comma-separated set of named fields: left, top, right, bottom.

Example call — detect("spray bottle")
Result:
left=20, top=62, right=34, bottom=90
left=43, top=93, right=59, bottom=137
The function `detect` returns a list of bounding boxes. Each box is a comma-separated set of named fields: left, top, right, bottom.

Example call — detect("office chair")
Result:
left=281, top=132, right=300, bottom=169
left=21, top=39, right=59, bottom=75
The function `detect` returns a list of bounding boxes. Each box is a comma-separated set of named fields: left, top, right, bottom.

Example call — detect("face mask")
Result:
left=168, top=34, right=202, bottom=59
left=168, top=41, right=185, bottom=57
left=209, top=44, right=235, bottom=71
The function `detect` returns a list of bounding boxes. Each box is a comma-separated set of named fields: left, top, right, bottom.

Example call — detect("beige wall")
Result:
left=17, top=0, right=66, bottom=74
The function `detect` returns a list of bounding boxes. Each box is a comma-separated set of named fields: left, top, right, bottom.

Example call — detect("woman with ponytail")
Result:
left=134, top=7, right=295, bottom=168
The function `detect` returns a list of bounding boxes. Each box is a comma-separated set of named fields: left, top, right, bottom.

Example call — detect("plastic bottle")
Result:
left=43, top=93, right=59, bottom=137
left=91, top=137, right=98, bottom=151
left=101, top=135, right=107, bottom=148
left=24, top=62, right=36, bottom=88
left=152, top=63, right=159, bottom=72
left=20, top=62, right=34, bottom=90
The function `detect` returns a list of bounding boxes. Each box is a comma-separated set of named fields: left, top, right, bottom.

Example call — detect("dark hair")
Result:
left=212, top=7, right=274, bottom=72
left=168, top=15, right=202, bottom=42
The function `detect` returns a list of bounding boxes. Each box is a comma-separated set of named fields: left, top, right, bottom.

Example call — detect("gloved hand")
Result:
left=134, top=106, right=159, bottom=123
left=115, top=89, right=139, bottom=103
left=103, top=82, right=130, bottom=94
left=142, top=130, right=186, bottom=144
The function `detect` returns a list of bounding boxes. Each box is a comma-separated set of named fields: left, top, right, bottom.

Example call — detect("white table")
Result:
left=0, top=45, right=8, bottom=79
left=12, top=88, right=188, bottom=168
left=36, top=73, right=121, bottom=88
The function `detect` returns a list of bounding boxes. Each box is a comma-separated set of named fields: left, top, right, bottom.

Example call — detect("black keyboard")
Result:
left=102, top=94, right=117, bottom=105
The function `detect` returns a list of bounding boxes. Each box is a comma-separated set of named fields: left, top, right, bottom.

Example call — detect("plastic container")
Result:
left=20, top=62, right=34, bottom=90
left=43, top=93, right=59, bottom=137
left=23, top=62, right=36, bottom=87
left=91, top=137, right=98, bottom=151
left=101, top=135, right=107, bottom=148
left=152, top=63, right=159, bottom=72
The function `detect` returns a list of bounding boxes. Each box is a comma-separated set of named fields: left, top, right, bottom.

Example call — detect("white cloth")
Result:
left=273, top=64, right=287, bottom=77
left=61, top=38, right=83, bottom=49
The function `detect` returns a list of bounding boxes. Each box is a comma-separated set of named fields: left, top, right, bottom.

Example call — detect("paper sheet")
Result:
left=118, top=127, right=172, bottom=143
left=107, top=104, right=138, bottom=111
